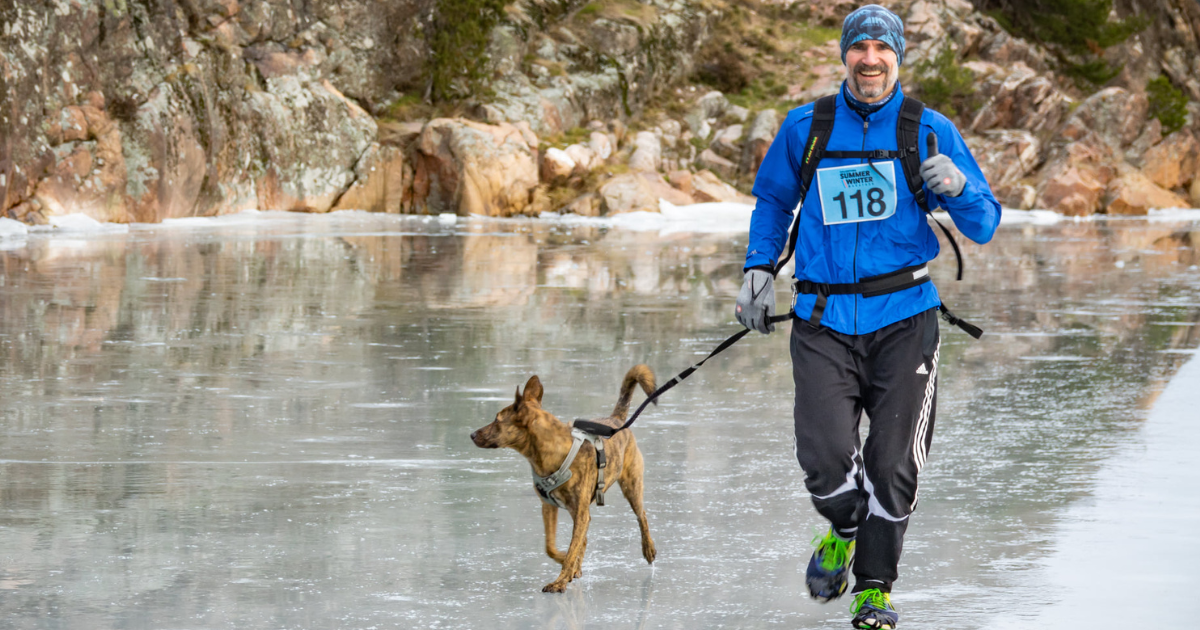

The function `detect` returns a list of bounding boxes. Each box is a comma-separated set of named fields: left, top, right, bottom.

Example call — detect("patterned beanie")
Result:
left=840, top=4, right=906, bottom=66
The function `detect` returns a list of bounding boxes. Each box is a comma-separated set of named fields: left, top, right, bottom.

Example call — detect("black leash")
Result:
left=574, top=211, right=804, bottom=439
left=574, top=133, right=981, bottom=439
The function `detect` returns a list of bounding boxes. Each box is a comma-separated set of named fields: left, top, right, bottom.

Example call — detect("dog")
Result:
left=471, top=364, right=658, bottom=592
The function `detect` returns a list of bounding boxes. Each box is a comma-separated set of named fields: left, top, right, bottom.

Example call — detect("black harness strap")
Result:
left=898, top=98, right=964, bottom=282
left=598, top=94, right=984, bottom=436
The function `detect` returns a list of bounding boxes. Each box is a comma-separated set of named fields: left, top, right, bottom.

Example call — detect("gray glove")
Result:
left=919, top=134, right=966, bottom=197
left=735, top=268, right=775, bottom=334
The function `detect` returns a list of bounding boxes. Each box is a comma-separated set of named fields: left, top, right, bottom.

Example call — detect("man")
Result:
left=734, top=5, right=1000, bottom=629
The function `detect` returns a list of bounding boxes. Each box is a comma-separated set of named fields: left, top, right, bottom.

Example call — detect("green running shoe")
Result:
left=805, top=528, right=855, bottom=602
left=850, top=588, right=899, bottom=629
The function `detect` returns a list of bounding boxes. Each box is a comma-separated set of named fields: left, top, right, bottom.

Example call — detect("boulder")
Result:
left=692, top=170, right=755, bottom=204
left=588, top=131, right=614, bottom=160
left=696, top=149, right=738, bottom=180
left=965, top=129, right=1039, bottom=207
left=741, top=109, right=780, bottom=177
left=561, top=192, right=601, bottom=216
left=1141, top=129, right=1199, bottom=191
left=710, top=125, right=745, bottom=161
left=1060, top=87, right=1149, bottom=151
left=685, top=91, right=728, bottom=136
left=413, top=118, right=539, bottom=217
left=726, top=105, right=751, bottom=123
left=970, top=64, right=1073, bottom=138
left=628, top=131, right=663, bottom=173
left=1105, top=171, right=1189, bottom=216
left=1036, top=137, right=1117, bottom=216
left=543, top=148, right=577, bottom=181
left=598, top=172, right=694, bottom=214
left=332, top=143, right=410, bottom=213
left=668, top=170, right=694, bottom=196
left=564, top=144, right=599, bottom=173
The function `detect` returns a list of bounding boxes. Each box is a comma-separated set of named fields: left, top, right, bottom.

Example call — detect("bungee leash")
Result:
left=574, top=132, right=983, bottom=439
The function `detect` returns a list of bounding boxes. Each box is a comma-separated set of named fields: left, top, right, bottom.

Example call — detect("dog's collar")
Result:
left=531, top=423, right=608, bottom=509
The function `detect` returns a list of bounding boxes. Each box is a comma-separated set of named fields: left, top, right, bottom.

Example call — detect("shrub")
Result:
left=911, top=46, right=975, bottom=118
left=1147, top=76, right=1189, bottom=135
left=978, top=0, right=1146, bottom=89
left=428, top=0, right=512, bottom=102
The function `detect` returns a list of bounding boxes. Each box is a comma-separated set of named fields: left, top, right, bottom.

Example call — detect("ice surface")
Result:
left=995, top=351, right=1200, bottom=628
left=0, top=208, right=1196, bottom=629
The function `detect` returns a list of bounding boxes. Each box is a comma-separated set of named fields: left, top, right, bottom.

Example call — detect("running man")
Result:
left=734, top=5, right=1001, bottom=629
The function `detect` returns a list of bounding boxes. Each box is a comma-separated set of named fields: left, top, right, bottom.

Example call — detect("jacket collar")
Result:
left=836, top=81, right=906, bottom=120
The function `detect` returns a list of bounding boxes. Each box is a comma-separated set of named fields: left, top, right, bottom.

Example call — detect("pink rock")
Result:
left=1141, top=129, right=1199, bottom=191
left=1105, top=171, right=1189, bottom=216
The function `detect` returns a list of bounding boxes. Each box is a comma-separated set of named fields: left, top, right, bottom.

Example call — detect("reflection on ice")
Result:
left=0, top=209, right=1196, bottom=628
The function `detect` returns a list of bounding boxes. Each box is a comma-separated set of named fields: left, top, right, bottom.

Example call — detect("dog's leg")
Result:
left=542, top=503, right=567, bottom=564
left=543, top=508, right=590, bottom=593
left=621, top=445, right=656, bottom=564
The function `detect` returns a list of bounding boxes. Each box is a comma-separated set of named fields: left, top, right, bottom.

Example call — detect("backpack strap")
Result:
left=896, top=96, right=964, bottom=282
left=798, top=95, right=838, bottom=199
left=772, top=94, right=838, bottom=274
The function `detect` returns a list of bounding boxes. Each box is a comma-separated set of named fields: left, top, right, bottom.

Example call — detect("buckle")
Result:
left=871, top=149, right=891, bottom=159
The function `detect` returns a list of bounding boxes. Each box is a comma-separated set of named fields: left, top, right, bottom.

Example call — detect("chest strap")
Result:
left=797, top=264, right=931, bottom=328
left=795, top=263, right=981, bottom=338
left=530, top=424, right=609, bottom=509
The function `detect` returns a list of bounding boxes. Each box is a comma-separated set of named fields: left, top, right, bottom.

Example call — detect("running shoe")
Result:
left=850, top=588, right=899, bottom=629
left=805, top=528, right=855, bottom=601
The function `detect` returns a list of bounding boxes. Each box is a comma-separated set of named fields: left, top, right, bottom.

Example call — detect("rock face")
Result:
left=0, top=0, right=716, bottom=223
left=1, top=0, right=429, bottom=223
left=414, top=120, right=540, bottom=216
left=3, top=0, right=1200, bottom=223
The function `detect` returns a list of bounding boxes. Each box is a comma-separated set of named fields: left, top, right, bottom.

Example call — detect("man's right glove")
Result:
left=735, top=268, right=776, bottom=334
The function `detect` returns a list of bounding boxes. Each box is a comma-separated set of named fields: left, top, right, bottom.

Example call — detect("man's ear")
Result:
left=523, top=375, right=543, bottom=404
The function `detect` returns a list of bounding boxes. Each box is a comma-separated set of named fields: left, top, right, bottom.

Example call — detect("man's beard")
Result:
left=848, top=61, right=898, bottom=100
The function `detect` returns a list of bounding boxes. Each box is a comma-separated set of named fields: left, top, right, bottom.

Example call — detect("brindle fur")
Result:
left=471, top=364, right=658, bottom=592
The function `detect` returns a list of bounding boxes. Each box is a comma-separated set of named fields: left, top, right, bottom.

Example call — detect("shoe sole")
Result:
left=807, top=578, right=847, bottom=602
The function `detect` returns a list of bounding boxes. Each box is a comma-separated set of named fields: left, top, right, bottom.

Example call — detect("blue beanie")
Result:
left=840, top=4, right=906, bottom=66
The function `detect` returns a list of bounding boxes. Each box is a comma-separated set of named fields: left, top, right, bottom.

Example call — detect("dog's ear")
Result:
left=523, top=375, right=543, bottom=404
left=513, top=385, right=523, bottom=410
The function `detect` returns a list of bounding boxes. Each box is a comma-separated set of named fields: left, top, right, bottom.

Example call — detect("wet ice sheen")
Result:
left=0, top=210, right=1197, bottom=629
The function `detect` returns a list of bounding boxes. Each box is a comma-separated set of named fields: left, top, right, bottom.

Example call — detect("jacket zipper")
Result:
left=854, top=117, right=869, bottom=334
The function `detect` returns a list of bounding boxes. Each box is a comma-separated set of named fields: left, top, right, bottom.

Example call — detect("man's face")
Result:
left=844, top=39, right=899, bottom=103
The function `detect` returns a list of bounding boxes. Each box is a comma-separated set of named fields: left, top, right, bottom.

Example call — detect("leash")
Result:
left=576, top=132, right=981, bottom=439
left=574, top=211, right=804, bottom=440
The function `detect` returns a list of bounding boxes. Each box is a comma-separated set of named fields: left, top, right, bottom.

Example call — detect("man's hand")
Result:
left=920, top=134, right=965, bottom=197
left=735, top=268, right=776, bottom=334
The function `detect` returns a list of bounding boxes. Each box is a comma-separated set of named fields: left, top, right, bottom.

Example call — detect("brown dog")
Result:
left=471, top=364, right=658, bottom=592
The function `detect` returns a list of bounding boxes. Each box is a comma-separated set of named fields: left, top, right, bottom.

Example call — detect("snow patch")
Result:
left=32, top=214, right=129, bottom=234
left=0, top=218, right=29, bottom=239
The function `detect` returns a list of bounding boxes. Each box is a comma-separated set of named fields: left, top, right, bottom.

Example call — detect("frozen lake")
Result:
left=0, top=208, right=1198, bottom=629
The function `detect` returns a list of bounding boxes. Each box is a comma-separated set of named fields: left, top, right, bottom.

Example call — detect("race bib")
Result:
left=815, top=162, right=898, bottom=225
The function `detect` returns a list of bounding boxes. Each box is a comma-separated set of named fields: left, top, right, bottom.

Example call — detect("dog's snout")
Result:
left=470, top=430, right=478, bottom=442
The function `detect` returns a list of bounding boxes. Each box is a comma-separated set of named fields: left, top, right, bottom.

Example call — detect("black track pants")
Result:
left=790, top=308, right=939, bottom=594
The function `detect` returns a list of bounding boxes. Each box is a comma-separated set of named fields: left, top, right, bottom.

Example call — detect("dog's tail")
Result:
left=611, top=364, right=656, bottom=421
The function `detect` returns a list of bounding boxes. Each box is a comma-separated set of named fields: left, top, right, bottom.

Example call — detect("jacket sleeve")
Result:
left=746, top=114, right=810, bottom=270
left=925, top=118, right=1002, bottom=245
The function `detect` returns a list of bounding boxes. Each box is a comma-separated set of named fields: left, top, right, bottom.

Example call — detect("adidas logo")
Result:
left=915, top=363, right=928, bottom=375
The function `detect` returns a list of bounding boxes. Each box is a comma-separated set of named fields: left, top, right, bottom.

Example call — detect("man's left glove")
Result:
left=920, top=134, right=966, bottom=197
left=735, top=268, right=775, bottom=334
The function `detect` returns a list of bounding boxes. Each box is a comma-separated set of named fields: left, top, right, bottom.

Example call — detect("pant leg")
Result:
left=853, top=308, right=940, bottom=593
left=790, top=320, right=867, bottom=538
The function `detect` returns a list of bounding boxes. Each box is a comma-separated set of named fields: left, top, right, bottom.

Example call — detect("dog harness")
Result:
left=531, top=422, right=608, bottom=509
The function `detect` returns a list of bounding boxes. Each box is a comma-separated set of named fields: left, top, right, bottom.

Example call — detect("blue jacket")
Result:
left=746, top=85, right=1001, bottom=335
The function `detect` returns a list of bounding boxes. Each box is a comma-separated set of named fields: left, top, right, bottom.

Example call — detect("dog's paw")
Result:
left=643, top=540, right=657, bottom=564
left=542, top=581, right=567, bottom=593
left=572, top=568, right=582, bottom=579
